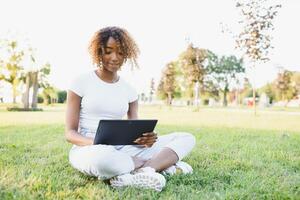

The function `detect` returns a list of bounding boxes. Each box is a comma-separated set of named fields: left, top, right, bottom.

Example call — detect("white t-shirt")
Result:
left=69, top=70, right=138, bottom=134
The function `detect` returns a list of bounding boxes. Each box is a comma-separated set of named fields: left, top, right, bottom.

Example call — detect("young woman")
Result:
left=65, top=26, right=196, bottom=192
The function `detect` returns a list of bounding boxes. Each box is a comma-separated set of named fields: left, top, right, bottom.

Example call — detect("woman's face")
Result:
left=101, top=37, right=125, bottom=72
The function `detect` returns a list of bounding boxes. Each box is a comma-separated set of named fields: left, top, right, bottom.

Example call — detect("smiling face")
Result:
left=101, top=37, right=125, bottom=73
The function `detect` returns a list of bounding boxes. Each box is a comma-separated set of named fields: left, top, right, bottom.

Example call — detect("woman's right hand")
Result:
left=133, top=132, right=158, bottom=147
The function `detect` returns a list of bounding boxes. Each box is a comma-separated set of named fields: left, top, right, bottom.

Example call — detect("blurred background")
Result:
left=0, top=0, right=299, bottom=110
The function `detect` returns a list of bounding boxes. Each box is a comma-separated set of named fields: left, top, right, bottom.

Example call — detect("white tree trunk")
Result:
left=23, top=73, right=31, bottom=109
left=31, top=72, right=39, bottom=109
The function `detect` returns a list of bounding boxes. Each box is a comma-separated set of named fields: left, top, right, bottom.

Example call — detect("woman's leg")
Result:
left=136, top=132, right=196, bottom=172
left=69, top=144, right=135, bottom=180
left=142, top=147, right=179, bottom=172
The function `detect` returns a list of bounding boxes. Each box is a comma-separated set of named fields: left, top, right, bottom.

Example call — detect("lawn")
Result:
left=0, top=105, right=299, bottom=199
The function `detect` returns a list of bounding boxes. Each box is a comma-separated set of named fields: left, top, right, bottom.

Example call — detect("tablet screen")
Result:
left=93, top=119, right=158, bottom=145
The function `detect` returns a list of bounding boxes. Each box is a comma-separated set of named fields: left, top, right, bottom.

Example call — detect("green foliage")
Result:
left=0, top=39, right=25, bottom=103
left=291, top=71, right=300, bottom=94
left=157, top=46, right=246, bottom=106
left=157, top=62, right=178, bottom=104
left=259, top=83, right=275, bottom=103
left=202, top=80, right=220, bottom=100
left=57, top=90, right=67, bottom=103
left=37, top=94, right=44, bottom=103
left=205, top=51, right=245, bottom=106
left=178, top=44, right=207, bottom=100
left=38, top=62, right=51, bottom=88
left=156, top=78, right=167, bottom=100
left=275, top=70, right=298, bottom=102
left=42, top=85, right=58, bottom=105
left=6, top=107, right=43, bottom=111
left=258, top=70, right=300, bottom=103
left=179, top=44, right=207, bottom=84
left=0, top=37, right=52, bottom=108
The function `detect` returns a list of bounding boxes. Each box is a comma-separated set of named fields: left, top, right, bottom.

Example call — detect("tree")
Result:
left=235, top=0, right=281, bottom=114
left=206, top=51, right=245, bottom=106
left=156, top=78, right=167, bottom=100
left=259, top=82, right=275, bottom=104
left=42, top=84, right=57, bottom=105
left=158, top=62, right=177, bottom=105
left=178, top=44, right=207, bottom=104
left=0, top=40, right=25, bottom=103
left=291, top=71, right=300, bottom=96
left=259, top=70, right=300, bottom=104
left=149, top=78, right=155, bottom=103
left=20, top=47, right=51, bottom=109
left=0, top=37, right=51, bottom=109
left=275, top=70, right=297, bottom=104
left=21, top=48, right=37, bottom=109
left=34, top=62, right=51, bottom=108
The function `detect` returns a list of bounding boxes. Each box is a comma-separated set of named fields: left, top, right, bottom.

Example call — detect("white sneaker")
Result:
left=110, top=167, right=166, bottom=192
left=161, top=161, right=193, bottom=176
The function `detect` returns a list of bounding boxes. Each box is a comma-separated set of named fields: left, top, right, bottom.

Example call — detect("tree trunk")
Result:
left=12, top=80, right=18, bottom=104
left=31, top=72, right=39, bottom=109
left=252, top=63, right=257, bottom=116
left=223, top=91, right=227, bottom=106
left=223, top=84, right=228, bottom=107
left=23, top=73, right=31, bottom=109
left=43, top=93, right=49, bottom=105
left=194, top=81, right=200, bottom=106
left=167, top=92, right=172, bottom=105
left=253, top=86, right=256, bottom=115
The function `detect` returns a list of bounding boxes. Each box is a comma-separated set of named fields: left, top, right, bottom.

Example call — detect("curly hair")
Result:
left=88, top=26, right=140, bottom=69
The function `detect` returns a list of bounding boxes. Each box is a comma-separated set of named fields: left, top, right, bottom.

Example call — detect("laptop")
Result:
left=93, top=119, right=158, bottom=145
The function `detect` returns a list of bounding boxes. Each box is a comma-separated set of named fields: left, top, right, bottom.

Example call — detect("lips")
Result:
left=109, top=63, right=120, bottom=67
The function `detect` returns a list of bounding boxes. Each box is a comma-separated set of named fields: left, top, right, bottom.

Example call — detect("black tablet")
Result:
left=93, top=119, right=158, bottom=145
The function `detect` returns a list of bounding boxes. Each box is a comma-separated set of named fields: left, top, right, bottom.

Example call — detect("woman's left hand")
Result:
left=134, top=132, right=158, bottom=147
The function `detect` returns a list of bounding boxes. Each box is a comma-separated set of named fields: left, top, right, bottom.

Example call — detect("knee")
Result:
left=89, top=155, right=123, bottom=177
left=88, top=149, right=126, bottom=178
left=175, top=132, right=196, bottom=148
left=70, top=145, right=125, bottom=179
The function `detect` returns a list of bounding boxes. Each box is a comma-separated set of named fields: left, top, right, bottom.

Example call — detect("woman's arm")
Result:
left=65, top=91, right=93, bottom=146
left=127, top=100, right=138, bottom=119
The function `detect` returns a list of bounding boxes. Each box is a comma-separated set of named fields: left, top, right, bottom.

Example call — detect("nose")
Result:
left=111, top=52, right=119, bottom=62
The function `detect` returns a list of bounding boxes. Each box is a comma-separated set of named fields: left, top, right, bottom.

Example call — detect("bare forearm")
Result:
left=65, top=130, right=93, bottom=146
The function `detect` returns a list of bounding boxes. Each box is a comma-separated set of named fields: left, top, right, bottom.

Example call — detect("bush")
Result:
left=203, top=99, right=209, bottom=105
left=57, top=90, right=67, bottom=103
left=7, top=107, right=43, bottom=112
left=38, top=95, right=44, bottom=103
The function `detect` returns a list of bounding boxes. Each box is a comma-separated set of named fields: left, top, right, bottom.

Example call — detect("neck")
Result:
left=96, top=68, right=119, bottom=83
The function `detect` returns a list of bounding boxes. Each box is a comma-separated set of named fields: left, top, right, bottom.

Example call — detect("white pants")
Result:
left=69, top=132, right=196, bottom=180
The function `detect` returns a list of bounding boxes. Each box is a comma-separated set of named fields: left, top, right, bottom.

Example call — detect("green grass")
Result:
left=0, top=105, right=299, bottom=199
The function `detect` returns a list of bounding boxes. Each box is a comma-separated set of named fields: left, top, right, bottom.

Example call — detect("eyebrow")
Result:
left=104, top=46, right=123, bottom=53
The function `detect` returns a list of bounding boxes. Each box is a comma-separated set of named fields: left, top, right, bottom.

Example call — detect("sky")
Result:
left=1, top=0, right=300, bottom=96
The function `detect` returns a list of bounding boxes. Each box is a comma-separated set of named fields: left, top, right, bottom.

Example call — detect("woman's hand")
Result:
left=134, top=132, right=158, bottom=147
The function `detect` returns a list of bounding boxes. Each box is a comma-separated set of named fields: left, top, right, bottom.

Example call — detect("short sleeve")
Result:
left=68, top=75, right=86, bottom=97
left=128, top=84, right=138, bottom=103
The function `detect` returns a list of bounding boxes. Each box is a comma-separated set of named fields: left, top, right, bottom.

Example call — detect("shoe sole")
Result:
left=110, top=173, right=166, bottom=192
